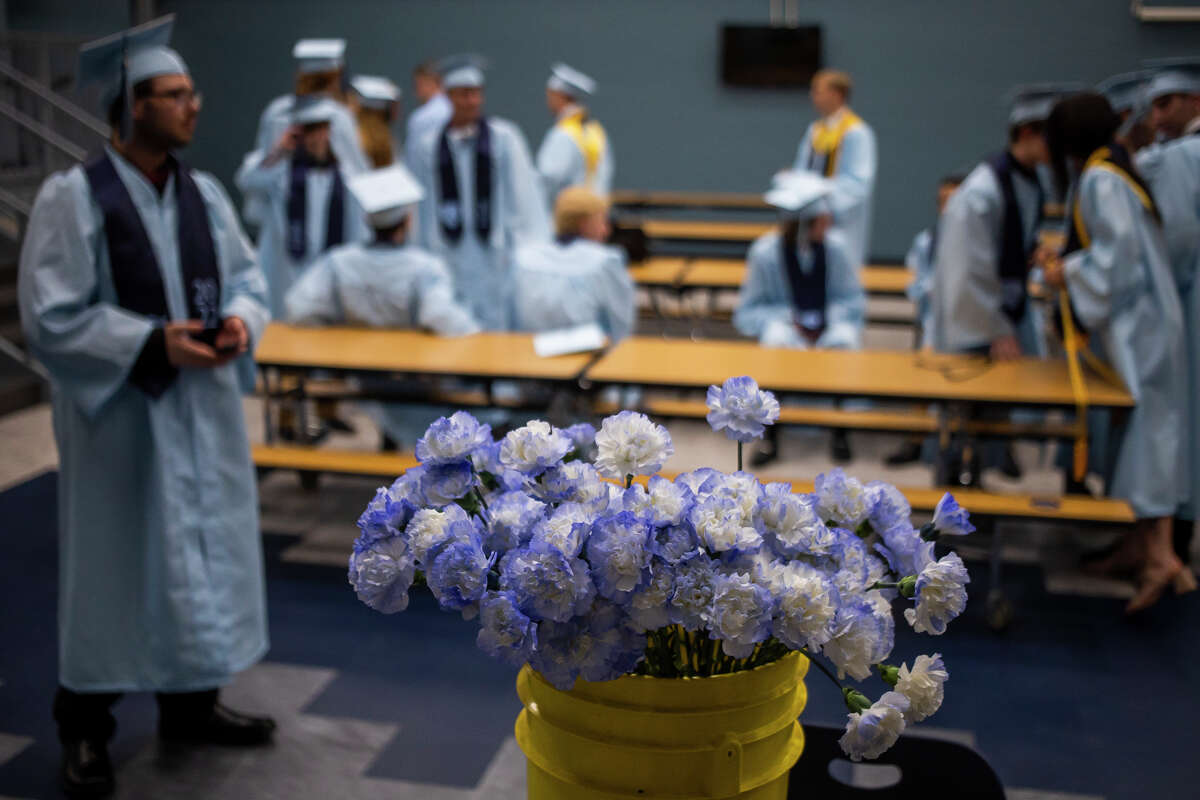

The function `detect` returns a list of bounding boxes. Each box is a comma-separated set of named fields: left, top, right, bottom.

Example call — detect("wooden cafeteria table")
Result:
left=583, top=337, right=1133, bottom=411
left=610, top=190, right=770, bottom=211
left=637, top=219, right=775, bottom=243
left=626, top=257, right=688, bottom=288
left=676, top=259, right=911, bottom=297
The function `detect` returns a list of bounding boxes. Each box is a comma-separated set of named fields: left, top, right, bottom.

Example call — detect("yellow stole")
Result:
left=809, top=110, right=863, bottom=177
left=557, top=111, right=608, bottom=183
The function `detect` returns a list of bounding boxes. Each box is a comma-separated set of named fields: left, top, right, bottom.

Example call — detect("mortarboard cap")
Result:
left=1007, top=83, right=1083, bottom=127
left=76, top=15, right=184, bottom=111
left=1096, top=70, right=1152, bottom=115
left=1142, top=57, right=1200, bottom=103
left=291, top=94, right=341, bottom=126
left=764, top=170, right=834, bottom=220
left=350, top=75, right=401, bottom=109
left=293, top=39, right=346, bottom=75
left=348, top=164, right=425, bottom=228
left=440, top=54, right=487, bottom=90
left=547, top=63, right=596, bottom=98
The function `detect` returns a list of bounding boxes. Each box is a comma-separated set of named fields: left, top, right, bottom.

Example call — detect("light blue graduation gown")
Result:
left=510, top=238, right=634, bottom=341
left=404, top=92, right=452, bottom=167
left=905, top=227, right=935, bottom=347
left=285, top=240, right=481, bottom=445
left=410, top=118, right=551, bottom=331
left=793, top=115, right=876, bottom=270
left=535, top=110, right=615, bottom=211
left=1063, top=166, right=1189, bottom=518
left=18, top=147, right=271, bottom=692
left=733, top=229, right=865, bottom=350
left=1137, top=137, right=1200, bottom=519
left=931, top=162, right=1047, bottom=356
left=235, top=148, right=370, bottom=320
left=244, top=94, right=369, bottom=225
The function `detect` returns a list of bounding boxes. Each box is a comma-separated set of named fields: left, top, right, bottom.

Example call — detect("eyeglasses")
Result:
left=145, top=89, right=204, bottom=109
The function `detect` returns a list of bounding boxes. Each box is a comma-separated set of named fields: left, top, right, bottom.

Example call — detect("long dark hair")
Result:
left=1045, top=92, right=1120, bottom=197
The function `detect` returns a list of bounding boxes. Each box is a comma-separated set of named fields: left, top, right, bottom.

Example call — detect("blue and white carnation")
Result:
left=865, top=481, right=912, bottom=535
left=674, top=467, right=723, bottom=495
left=530, top=502, right=595, bottom=558
left=476, top=590, right=538, bottom=666
left=427, top=535, right=494, bottom=618
left=894, top=653, right=948, bottom=722
left=815, top=469, right=872, bottom=529
left=586, top=512, right=654, bottom=602
left=348, top=536, right=416, bottom=614
left=560, top=423, right=597, bottom=453
left=840, top=692, right=910, bottom=762
left=499, top=542, right=594, bottom=623
left=416, top=411, right=492, bottom=466
left=708, top=570, right=774, bottom=658
left=484, top=491, right=546, bottom=553
left=594, top=411, right=674, bottom=480
left=823, top=598, right=893, bottom=681
left=690, top=494, right=763, bottom=554
left=420, top=461, right=477, bottom=506
left=905, top=552, right=970, bottom=635
left=758, top=484, right=832, bottom=558
left=932, top=493, right=975, bottom=537
left=500, top=420, right=572, bottom=476
left=875, top=523, right=935, bottom=579
left=670, top=553, right=718, bottom=630
left=539, top=460, right=608, bottom=510
left=623, top=475, right=693, bottom=528
left=627, top=560, right=676, bottom=631
left=704, top=376, right=781, bottom=443
left=406, top=506, right=459, bottom=565
left=356, top=485, right=417, bottom=544
left=768, top=562, right=840, bottom=652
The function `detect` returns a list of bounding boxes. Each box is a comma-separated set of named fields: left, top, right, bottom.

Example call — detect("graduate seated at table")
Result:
left=734, top=170, right=866, bottom=466
left=285, top=163, right=481, bottom=448
left=511, top=186, right=634, bottom=341
left=348, top=74, right=402, bottom=168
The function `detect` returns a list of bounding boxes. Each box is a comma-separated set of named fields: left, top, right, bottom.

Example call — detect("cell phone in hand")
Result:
left=191, top=319, right=239, bottom=355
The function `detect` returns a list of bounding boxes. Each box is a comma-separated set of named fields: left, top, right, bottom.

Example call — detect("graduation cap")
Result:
left=293, top=39, right=346, bottom=74
left=440, top=54, right=487, bottom=90
left=1096, top=70, right=1153, bottom=115
left=1007, top=83, right=1083, bottom=126
left=76, top=14, right=187, bottom=136
left=547, top=63, right=596, bottom=98
left=291, top=94, right=341, bottom=126
left=764, top=170, right=834, bottom=220
left=1142, top=57, right=1200, bottom=103
left=350, top=75, right=401, bottom=109
left=348, top=164, right=424, bottom=228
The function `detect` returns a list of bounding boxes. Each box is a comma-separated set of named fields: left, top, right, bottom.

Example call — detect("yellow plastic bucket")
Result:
left=515, top=652, right=808, bottom=799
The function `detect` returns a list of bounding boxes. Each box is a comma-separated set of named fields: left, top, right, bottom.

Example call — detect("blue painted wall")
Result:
left=17, top=0, right=1200, bottom=258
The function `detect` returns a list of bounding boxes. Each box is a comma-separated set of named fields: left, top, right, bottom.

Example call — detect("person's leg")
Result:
left=751, top=425, right=780, bottom=467
left=1173, top=517, right=1195, bottom=565
left=54, top=687, right=120, bottom=796
left=157, top=688, right=276, bottom=746
left=1127, top=517, right=1198, bottom=614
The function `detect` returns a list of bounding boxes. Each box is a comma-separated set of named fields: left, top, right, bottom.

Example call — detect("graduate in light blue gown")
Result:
left=735, top=171, right=866, bottom=466
left=511, top=185, right=634, bottom=340
left=536, top=63, right=614, bottom=211
left=19, top=20, right=275, bottom=792
left=236, top=95, right=370, bottom=319
left=1135, top=60, right=1200, bottom=558
left=405, top=59, right=453, bottom=167
left=905, top=175, right=963, bottom=349
left=409, top=55, right=551, bottom=331
left=791, top=69, right=876, bottom=271
left=933, top=85, right=1076, bottom=360
left=1041, top=93, right=1196, bottom=613
left=286, top=164, right=480, bottom=446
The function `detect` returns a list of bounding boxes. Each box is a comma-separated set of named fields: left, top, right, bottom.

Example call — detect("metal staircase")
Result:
left=0, top=32, right=108, bottom=415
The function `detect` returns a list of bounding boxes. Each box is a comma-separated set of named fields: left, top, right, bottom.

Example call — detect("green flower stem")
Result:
left=800, top=648, right=846, bottom=693
left=625, top=474, right=633, bottom=489
left=472, top=487, right=490, bottom=514
left=737, top=441, right=743, bottom=473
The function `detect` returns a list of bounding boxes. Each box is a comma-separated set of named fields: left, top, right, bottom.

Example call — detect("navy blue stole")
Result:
left=985, top=151, right=1044, bottom=324
left=781, top=235, right=827, bottom=340
left=84, top=152, right=220, bottom=398
left=437, top=119, right=493, bottom=244
left=286, top=154, right=345, bottom=261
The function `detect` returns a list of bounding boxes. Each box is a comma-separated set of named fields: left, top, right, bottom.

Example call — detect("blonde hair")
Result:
left=554, top=186, right=609, bottom=237
left=813, top=69, right=853, bottom=100
left=295, top=70, right=345, bottom=103
left=356, top=107, right=395, bottom=167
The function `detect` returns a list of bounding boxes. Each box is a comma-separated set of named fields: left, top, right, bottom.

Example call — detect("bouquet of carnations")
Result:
left=349, top=376, right=974, bottom=761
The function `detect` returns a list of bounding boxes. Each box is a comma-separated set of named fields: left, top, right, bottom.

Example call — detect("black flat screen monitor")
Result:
left=721, top=24, right=822, bottom=88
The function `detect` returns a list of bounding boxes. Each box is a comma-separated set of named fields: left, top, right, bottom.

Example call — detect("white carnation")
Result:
left=895, top=654, right=948, bottom=722
left=839, top=692, right=909, bottom=762
left=594, top=411, right=674, bottom=480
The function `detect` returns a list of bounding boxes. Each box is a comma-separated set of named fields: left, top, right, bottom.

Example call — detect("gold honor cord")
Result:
left=810, top=111, right=862, bottom=177
left=558, top=113, right=607, bottom=183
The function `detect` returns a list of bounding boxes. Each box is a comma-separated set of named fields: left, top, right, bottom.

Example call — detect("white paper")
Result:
left=533, top=324, right=608, bottom=358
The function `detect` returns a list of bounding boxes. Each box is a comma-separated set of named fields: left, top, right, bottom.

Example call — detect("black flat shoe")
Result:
left=830, top=430, right=852, bottom=464
left=884, top=440, right=923, bottom=467
left=61, top=739, right=114, bottom=798
left=1000, top=445, right=1023, bottom=480
left=750, top=447, right=778, bottom=468
left=159, top=703, right=277, bottom=747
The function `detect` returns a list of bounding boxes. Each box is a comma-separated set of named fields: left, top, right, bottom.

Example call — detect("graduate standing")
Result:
left=536, top=63, right=614, bottom=209
left=405, top=59, right=452, bottom=167
left=792, top=69, right=876, bottom=271
left=18, top=18, right=274, bottom=796
left=511, top=186, right=634, bottom=340
left=1136, top=61, right=1200, bottom=563
left=286, top=164, right=480, bottom=446
left=734, top=170, right=866, bottom=465
left=1040, top=93, right=1195, bottom=613
left=349, top=74, right=402, bottom=168
left=410, top=55, right=550, bottom=330
left=236, top=95, right=369, bottom=319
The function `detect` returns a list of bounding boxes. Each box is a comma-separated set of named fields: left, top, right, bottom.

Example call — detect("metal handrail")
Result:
left=0, top=99, right=88, bottom=162
left=0, top=60, right=109, bottom=137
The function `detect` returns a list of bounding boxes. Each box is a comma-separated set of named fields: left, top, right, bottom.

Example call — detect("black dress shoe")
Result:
left=884, top=440, right=923, bottom=466
left=830, top=430, right=852, bottom=464
left=750, top=447, right=778, bottom=468
left=1000, top=445, right=1023, bottom=480
left=324, top=415, right=357, bottom=434
left=159, top=703, right=277, bottom=747
left=61, top=739, right=114, bottom=797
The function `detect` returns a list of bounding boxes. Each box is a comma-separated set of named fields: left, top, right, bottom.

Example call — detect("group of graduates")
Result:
left=10, top=11, right=1200, bottom=796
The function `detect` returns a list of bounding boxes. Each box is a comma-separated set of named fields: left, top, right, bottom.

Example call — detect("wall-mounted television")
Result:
left=721, top=24, right=822, bottom=89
